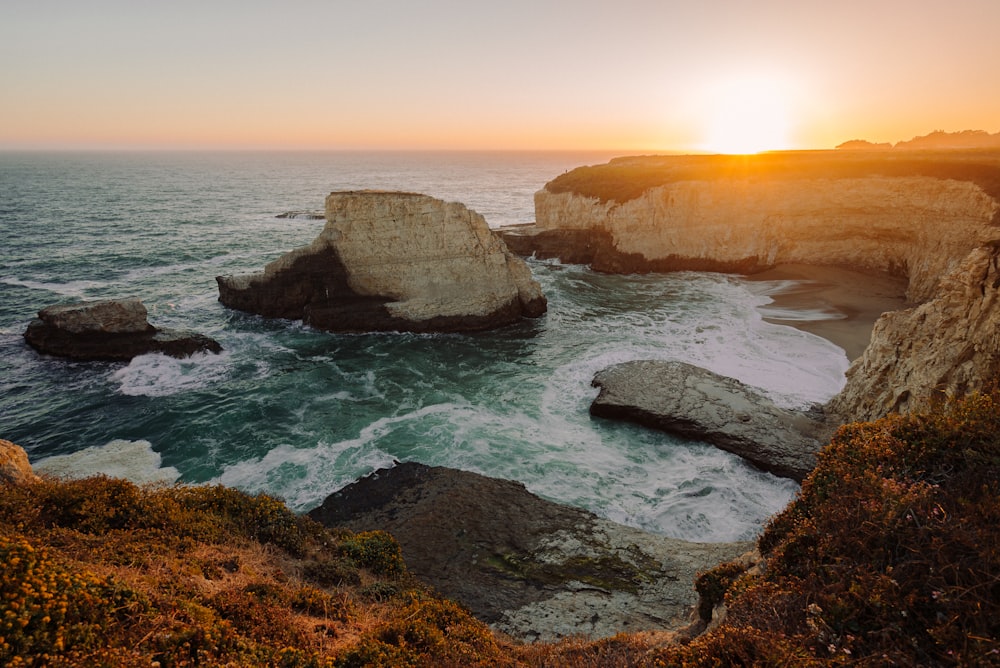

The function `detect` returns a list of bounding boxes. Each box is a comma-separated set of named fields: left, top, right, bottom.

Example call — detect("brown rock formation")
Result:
left=0, top=439, right=39, bottom=485
left=24, top=298, right=222, bottom=361
left=503, top=151, right=1000, bottom=425
left=309, top=462, right=749, bottom=642
left=218, top=191, right=546, bottom=333
left=829, top=245, right=1000, bottom=421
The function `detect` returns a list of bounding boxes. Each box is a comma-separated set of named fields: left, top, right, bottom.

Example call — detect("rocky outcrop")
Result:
left=591, top=361, right=835, bottom=481
left=218, top=191, right=546, bottom=333
left=309, top=462, right=750, bottom=642
left=528, top=161, right=999, bottom=303
left=0, top=439, right=39, bottom=486
left=829, top=245, right=1000, bottom=421
left=508, top=152, right=1000, bottom=425
left=24, top=298, right=222, bottom=361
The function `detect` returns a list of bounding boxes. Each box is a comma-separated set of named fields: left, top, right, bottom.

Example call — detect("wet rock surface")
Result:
left=309, top=462, right=750, bottom=642
left=24, top=298, right=222, bottom=361
left=591, top=360, right=836, bottom=481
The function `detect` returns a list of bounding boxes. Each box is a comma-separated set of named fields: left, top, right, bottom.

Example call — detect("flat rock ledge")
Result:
left=219, top=191, right=547, bottom=334
left=591, top=360, right=836, bottom=481
left=309, top=462, right=750, bottom=643
left=24, top=298, right=222, bottom=361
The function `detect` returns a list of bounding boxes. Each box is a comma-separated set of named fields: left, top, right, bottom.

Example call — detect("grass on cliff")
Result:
left=545, top=150, right=1000, bottom=210
left=3, top=391, right=1000, bottom=666
left=0, top=477, right=518, bottom=667
left=645, top=391, right=1000, bottom=666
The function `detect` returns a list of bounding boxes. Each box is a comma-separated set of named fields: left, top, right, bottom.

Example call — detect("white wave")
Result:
left=34, top=439, right=180, bottom=485
left=112, top=350, right=232, bottom=397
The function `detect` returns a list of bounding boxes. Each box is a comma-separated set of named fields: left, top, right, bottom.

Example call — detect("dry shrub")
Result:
left=676, top=392, right=1000, bottom=666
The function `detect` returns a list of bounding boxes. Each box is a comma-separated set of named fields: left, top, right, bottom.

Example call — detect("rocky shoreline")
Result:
left=309, top=462, right=751, bottom=642
left=12, top=150, right=1000, bottom=649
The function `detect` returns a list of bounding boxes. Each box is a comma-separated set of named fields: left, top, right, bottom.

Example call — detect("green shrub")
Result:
left=339, top=531, right=406, bottom=578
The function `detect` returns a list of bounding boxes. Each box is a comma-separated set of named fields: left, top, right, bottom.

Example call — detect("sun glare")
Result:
left=700, top=76, right=793, bottom=154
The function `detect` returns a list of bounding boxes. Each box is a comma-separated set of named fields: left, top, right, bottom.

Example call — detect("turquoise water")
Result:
left=0, top=151, right=847, bottom=542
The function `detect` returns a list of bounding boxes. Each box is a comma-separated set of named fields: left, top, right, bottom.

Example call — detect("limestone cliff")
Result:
left=529, top=158, right=1000, bottom=302
left=218, top=191, right=546, bottom=333
left=829, top=245, right=1000, bottom=421
left=507, top=152, right=1000, bottom=424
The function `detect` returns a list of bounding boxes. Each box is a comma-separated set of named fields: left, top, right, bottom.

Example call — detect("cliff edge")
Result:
left=503, top=151, right=1000, bottom=423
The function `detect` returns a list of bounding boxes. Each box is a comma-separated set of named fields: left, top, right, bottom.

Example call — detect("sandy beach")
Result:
left=746, top=264, right=910, bottom=360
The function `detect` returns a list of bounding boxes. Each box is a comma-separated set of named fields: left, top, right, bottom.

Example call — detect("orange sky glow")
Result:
left=2, top=1, right=999, bottom=153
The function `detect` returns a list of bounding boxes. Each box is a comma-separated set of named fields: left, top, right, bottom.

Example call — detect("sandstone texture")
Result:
left=591, top=360, right=835, bottom=481
left=508, top=152, right=1000, bottom=424
left=830, top=245, right=1000, bottom=421
left=24, top=298, right=222, bottom=361
left=309, top=462, right=750, bottom=642
left=0, top=439, right=39, bottom=486
left=529, top=161, right=998, bottom=303
left=218, top=191, right=546, bottom=333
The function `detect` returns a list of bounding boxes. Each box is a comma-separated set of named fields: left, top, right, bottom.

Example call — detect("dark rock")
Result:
left=24, top=298, right=222, bottom=361
left=275, top=210, right=325, bottom=219
left=590, top=360, right=836, bottom=481
left=309, top=462, right=750, bottom=642
left=497, top=223, right=768, bottom=274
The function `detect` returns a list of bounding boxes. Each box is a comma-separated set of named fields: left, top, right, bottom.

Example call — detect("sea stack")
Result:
left=217, top=191, right=546, bottom=333
left=24, top=297, right=222, bottom=361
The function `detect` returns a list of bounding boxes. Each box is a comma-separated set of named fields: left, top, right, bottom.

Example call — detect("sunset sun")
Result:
left=700, top=76, right=794, bottom=154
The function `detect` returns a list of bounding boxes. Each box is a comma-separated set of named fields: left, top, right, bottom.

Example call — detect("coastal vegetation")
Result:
left=545, top=150, right=1000, bottom=207
left=2, top=391, right=999, bottom=665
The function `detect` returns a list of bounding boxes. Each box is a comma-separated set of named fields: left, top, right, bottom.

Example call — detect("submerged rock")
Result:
left=309, top=462, right=750, bottom=642
left=590, top=360, right=836, bottom=481
left=24, top=298, right=222, bottom=361
left=218, top=191, right=547, bottom=333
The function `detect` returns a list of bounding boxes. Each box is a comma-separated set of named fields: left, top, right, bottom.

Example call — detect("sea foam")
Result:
left=112, top=350, right=233, bottom=397
left=34, top=439, right=180, bottom=485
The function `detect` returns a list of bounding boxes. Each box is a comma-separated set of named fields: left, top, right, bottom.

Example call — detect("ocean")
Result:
left=0, top=150, right=848, bottom=542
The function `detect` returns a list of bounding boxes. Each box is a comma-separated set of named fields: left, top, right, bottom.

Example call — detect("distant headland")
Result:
left=837, top=128, right=1000, bottom=150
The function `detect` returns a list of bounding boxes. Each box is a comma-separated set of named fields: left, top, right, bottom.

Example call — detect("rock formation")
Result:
left=502, top=151, right=1000, bottom=425
left=0, top=439, right=39, bottom=486
left=218, top=191, right=546, bottom=333
left=591, top=361, right=835, bottom=481
left=309, top=462, right=750, bottom=642
left=829, top=244, right=1000, bottom=421
left=24, top=298, right=222, bottom=361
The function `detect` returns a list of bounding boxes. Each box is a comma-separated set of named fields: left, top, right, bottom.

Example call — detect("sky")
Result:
left=2, top=0, right=999, bottom=152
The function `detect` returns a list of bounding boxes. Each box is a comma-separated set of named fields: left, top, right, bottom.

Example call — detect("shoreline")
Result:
left=745, top=264, right=910, bottom=361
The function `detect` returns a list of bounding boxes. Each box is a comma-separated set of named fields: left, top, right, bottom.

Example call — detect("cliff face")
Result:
left=830, top=245, right=1000, bottom=421
left=522, top=152, right=1000, bottom=424
left=218, top=191, right=546, bottom=333
left=534, top=176, right=998, bottom=302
